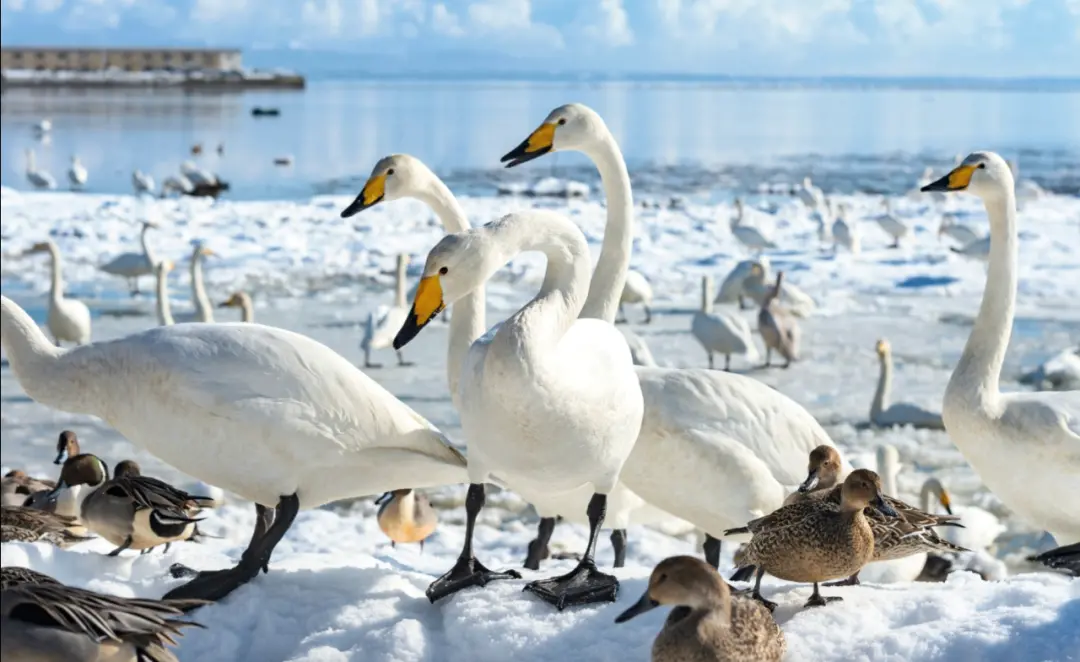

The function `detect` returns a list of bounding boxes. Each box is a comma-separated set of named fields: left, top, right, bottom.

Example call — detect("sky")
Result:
left=1, top=0, right=1079, bottom=78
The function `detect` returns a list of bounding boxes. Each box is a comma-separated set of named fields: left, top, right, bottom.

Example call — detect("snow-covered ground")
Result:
left=2, top=188, right=1078, bottom=661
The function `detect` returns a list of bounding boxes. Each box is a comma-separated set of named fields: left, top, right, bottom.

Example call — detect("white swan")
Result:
left=951, top=235, right=991, bottom=262
left=738, top=262, right=817, bottom=318
left=24, top=149, right=56, bottom=190
left=938, top=214, right=981, bottom=246
left=154, top=259, right=175, bottom=326
left=180, top=160, right=218, bottom=187
left=618, top=269, right=653, bottom=324
left=691, top=274, right=758, bottom=371
left=923, top=151, right=1080, bottom=545
left=714, top=259, right=764, bottom=310
left=870, top=338, right=945, bottom=430
left=797, top=176, right=824, bottom=210
left=177, top=244, right=215, bottom=323
left=218, top=291, right=254, bottom=323
left=393, top=209, right=644, bottom=609
left=502, top=103, right=846, bottom=567
left=0, top=295, right=468, bottom=603
left=813, top=197, right=833, bottom=244
left=132, top=170, right=155, bottom=195
left=67, top=155, right=88, bottom=189
left=341, top=154, right=663, bottom=571
left=729, top=198, right=776, bottom=253
left=912, top=167, right=947, bottom=204
left=873, top=198, right=908, bottom=248
left=831, top=202, right=860, bottom=254
left=99, top=221, right=159, bottom=295
left=361, top=253, right=413, bottom=368
left=21, top=241, right=91, bottom=346
left=1020, top=347, right=1080, bottom=392
left=33, top=118, right=52, bottom=135
left=161, top=174, right=194, bottom=196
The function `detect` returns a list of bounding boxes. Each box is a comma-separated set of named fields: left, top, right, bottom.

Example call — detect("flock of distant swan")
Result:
left=1, top=103, right=1078, bottom=661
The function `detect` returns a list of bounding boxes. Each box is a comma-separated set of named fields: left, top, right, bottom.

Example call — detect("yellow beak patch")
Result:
left=413, top=275, right=444, bottom=326
left=362, top=174, right=387, bottom=206
left=525, top=123, right=556, bottom=153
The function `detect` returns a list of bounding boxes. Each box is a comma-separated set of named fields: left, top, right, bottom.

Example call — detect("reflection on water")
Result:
left=2, top=80, right=1078, bottom=200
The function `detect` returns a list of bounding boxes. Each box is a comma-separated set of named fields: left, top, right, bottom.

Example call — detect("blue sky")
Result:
left=2, top=0, right=1078, bottom=77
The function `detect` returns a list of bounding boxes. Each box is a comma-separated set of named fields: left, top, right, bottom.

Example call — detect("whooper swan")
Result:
left=923, top=151, right=1080, bottom=546
left=938, top=214, right=981, bottom=246
left=501, top=103, right=846, bottom=571
left=392, top=209, right=644, bottom=609
left=1019, top=346, right=1080, bottom=392
left=176, top=244, right=215, bottom=323
left=99, top=221, right=159, bottom=295
left=691, top=274, right=758, bottom=371
left=25, top=149, right=56, bottom=190
left=361, top=253, right=413, bottom=368
left=67, top=155, right=88, bottom=189
left=218, top=291, right=254, bottom=323
left=22, top=241, right=91, bottom=346
left=831, top=203, right=860, bottom=254
left=154, top=260, right=176, bottom=326
left=0, top=294, right=467, bottom=604
left=873, top=198, right=908, bottom=248
left=870, top=339, right=945, bottom=430
left=618, top=269, right=653, bottom=324
left=729, top=198, right=777, bottom=254
left=132, top=169, right=156, bottom=195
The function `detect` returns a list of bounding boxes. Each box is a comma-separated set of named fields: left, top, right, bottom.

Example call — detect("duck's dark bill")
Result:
left=798, top=469, right=820, bottom=493
left=614, top=591, right=659, bottom=623
left=872, top=495, right=899, bottom=518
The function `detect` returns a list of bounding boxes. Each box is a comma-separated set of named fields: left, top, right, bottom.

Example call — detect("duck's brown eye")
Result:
left=557, top=118, right=567, bottom=126
left=387, top=168, right=395, bottom=176
left=656, top=573, right=667, bottom=584
left=439, top=266, right=448, bottom=275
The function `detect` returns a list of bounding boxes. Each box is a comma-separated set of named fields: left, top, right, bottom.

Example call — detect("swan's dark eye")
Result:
left=387, top=168, right=395, bottom=176
left=439, top=266, right=448, bottom=275
left=977, top=163, right=986, bottom=169
left=557, top=118, right=567, bottom=126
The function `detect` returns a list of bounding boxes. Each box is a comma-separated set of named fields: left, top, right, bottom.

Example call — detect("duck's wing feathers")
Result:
left=726, top=499, right=832, bottom=536
left=0, top=567, right=62, bottom=590
left=1, top=506, right=92, bottom=546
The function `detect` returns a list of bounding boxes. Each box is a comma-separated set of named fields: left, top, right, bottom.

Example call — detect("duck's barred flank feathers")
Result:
left=1, top=505, right=94, bottom=547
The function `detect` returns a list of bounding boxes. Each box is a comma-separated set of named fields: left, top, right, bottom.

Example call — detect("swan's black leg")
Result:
left=610, top=529, right=627, bottom=568
left=524, top=517, right=556, bottom=570
left=703, top=534, right=722, bottom=569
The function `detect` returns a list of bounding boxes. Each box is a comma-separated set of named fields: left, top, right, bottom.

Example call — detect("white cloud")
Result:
left=33, top=0, right=64, bottom=12
left=467, top=0, right=531, bottom=31
left=583, top=0, right=634, bottom=47
left=7, top=0, right=26, bottom=11
left=301, top=0, right=343, bottom=37
left=431, top=3, right=464, bottom=37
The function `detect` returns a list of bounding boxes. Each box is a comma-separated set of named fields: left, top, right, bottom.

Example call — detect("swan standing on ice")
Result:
left=361, top=253, right=413, bottom=368
left=502, top=104, right=847, bottom=571
left=691, top=275, right=758, bottom=371
left=923, top=151, right=1080, bottom=547
left=1019, top=347, right=1080, bottom=392
left=132, top=170, right=155, bottom=195
left=0, top=294, right=468, bottom=604
left=98, top=221, right=159, bottom=295
left=757, top=272, right=799, bottom=368
left=737, top=262, right=817, bottom=318
left=218, top=291, right=254, bottom=323
left=21, top=241, right=91, bottom=346
left=938, top=214, right=980, bottom=246
left=24, top=149, right=56, bottom=190
left=797, top=176, right=825, bottom=210
left=874, top=198, right=908, bottom=248
left=154, top=260, right=175, bottom=326
left=869, top=339, right=945, bottom=430
left=618, top=269, right=653, bottom=324
left=393, top=210, right=645, bottom=609
left=831, top=203, right=860, bottom=254
left=729, top=198, right=776, bottom=253
left=67, top=155, right=88, bottom=190
left=161, top=174, right=194, bottom=196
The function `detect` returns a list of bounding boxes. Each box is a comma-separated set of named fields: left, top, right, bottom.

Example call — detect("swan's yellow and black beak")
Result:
left=393, top=275, right=445, bottom=349
left=798, top=468, right=820, bottom=493
left=341, top=173, right=386, bottom=218
left=939, top=488, right=954, bottom=516
left=921, top=164, right=975, bottom=192
left=501, top=123, right=556, bottom=168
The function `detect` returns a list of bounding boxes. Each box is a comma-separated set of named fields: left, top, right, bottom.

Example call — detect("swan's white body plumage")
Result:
left=714, top=259, right=816, bottom=317
left=173, top=245, right=215, bottom=323
left=952, top=235, right=991, bottom=261
left=362, top=255, right=411, bottom=354
left=691, top=276, right=758, bottom=368
left=730, top=200, right=777, bottom=253
left=938, top=215, right=981, bottom=246
left=27, top=241, right=91, bottom=346
left=132, top=170, right=156, bottom=194
left=99, top=223, right=158, bottom=281
left=797, top=177, right=824, bottom=210
left=1020, top=347, right=1080, bottom=392
left=68, top=156, right=88, bottom=188
left=936, top=152, right=1080, bottom=546
left=621, top=328, right=657, bottom=367
left=0, top=297, right=467, bottom=509
left=180, top=161, right=218, bottom=187
left=832, top=206, right=860, bottom=254
left=24, top=149, right=56, bottom=190
left=871, top=341, right=944, bottom=429
left=620, top=269, right=653, bottom=306
left=874, top=200, right=908, bottom=244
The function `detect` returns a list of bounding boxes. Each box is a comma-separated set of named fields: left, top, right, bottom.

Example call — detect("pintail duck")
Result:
left=2, top=469, right=55, bottom=507
left=1, top=505, right=93, bottom=547
left=0, top=570, right=205, bottom=662
left=376, top=489, right=437, bottom=549
left=51, top=454, right=211, bottom=556
left=729, top=469, right=897, bottom=611
left=53, top=429, right=80, bottom=465
left=1, top=566, right=60, bottom=589
left=616, top=556, right=786, bottom=662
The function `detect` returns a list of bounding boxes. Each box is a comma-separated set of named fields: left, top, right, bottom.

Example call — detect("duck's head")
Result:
left=51, top=453, right=109, bottom=494
left=921, top=151, right=1014, bottom=202
left=53, top=430, right=80, bottom=465
left=341, top=154, right=437, bottom=217
left=113, top=459, right=141, bottom=478
left=501, top=103, right=609, bottom=168
left=218, top=291, right=248, bottom=309
left=392, top=224, right=497, bottom=349
left=5, top=469, right=27, bottom=479
left=798, top=445, right=844, bottom=493
left=840, top=468, right=897, bottom=516
left=615, top=556, right=730, bottom=624
left=875, top=338, right=891, bottom=358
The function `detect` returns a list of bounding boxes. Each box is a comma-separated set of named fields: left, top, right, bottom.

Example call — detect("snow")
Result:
left=2, top=189, right=1079, bottom=661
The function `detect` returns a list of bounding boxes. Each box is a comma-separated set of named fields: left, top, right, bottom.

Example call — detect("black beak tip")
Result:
left=340, top=203, right=362, bottom=218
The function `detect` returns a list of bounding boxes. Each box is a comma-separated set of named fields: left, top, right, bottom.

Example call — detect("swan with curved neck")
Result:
left=100, top=221, right=160, bottom=295
left=218, top=291, right=254, bottom=323
left=359, top=253, right=414, bottom=368
left=154, top=260, right=175, bottom=326
left=0, top=293, right=467, bottom=604
left=923, top=151, right=1080, bottom=545
left=189, top=244, right=214, bottom=323
left=870, top=338, right=945, bottom=430
left=21, top=241, right=91, bottom=346
left=501, top=103, right=846, bottom=568
left=392, top=209, right=644, bottom=608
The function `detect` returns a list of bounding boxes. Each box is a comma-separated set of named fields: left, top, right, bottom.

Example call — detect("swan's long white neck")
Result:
left=156, top=268, right=174, bottom=326
left=1, top=295, right=96, bottom=413
left=487, top=213, right=592, bottom=362
left=578, top=134, right=634, bottom=324
left=46, top=243, right=64, bottom=303
left=140, top=224, right=157, bottom=267
left=948, top=187, right=1018, bottom=407
left=190, top=250, right=213, bottom=322
left=876, top=448, right=900, bottom=496
left=394, top=255, right=408, bottom=309
left=920, top=478, right=943, bottom=513
left=238, top=294, right=254, bottom=323
left=26, top=150, right=36, bottom=173
left=411, top=179, right=485, bottom=405
left=871, top=351, right=892, bottom=420
left=701, top=275, right=714, bottom=314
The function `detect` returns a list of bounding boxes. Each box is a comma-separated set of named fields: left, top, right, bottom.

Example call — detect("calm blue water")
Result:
left=2, top=79, right=1079, bottom=200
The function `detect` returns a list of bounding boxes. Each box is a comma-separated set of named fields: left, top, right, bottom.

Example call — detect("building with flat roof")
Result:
left=0, top=47, right=242, bottom=73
